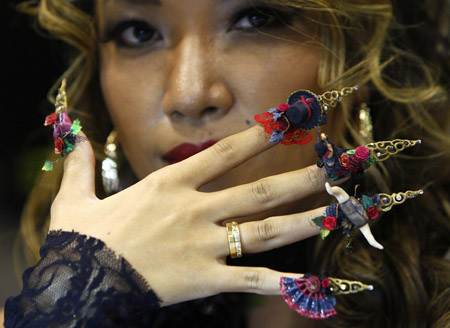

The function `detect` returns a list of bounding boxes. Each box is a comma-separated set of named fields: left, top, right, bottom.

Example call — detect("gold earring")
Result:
left=359, top=102, right=373, bottom=144
left=102, top=130, right=121, bottom=195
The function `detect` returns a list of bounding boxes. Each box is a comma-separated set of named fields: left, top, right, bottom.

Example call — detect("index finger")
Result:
left=177, top=125, right=274, bottom=188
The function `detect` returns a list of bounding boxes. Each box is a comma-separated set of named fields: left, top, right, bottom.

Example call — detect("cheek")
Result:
left=99, top=47, right=166, bottom=175
left=99, top=48, right=163, bottom=125
left=223, top=43, right=322, bottom=114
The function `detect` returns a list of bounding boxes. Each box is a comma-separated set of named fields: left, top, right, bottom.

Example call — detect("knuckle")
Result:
left=212, top=139, right=237, bottom=161
left=304, top=166, right=323, bottom=187
left=256, top=219, right=278, bottom=242
left=251, top=179, right=275, bottom=205
left=144, top=172, right=170, bottom=191
left=244, top=271, right=265, bottom=292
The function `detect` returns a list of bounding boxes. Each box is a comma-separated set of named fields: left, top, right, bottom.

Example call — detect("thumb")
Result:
left=59, top=131, right=97, bottom=199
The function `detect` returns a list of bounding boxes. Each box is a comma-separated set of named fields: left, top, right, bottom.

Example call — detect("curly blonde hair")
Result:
left=17, top=0, right=450, bottom=327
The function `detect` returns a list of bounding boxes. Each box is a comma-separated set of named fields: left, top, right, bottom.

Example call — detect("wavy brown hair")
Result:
left=17, top=0, right=449, bottom=327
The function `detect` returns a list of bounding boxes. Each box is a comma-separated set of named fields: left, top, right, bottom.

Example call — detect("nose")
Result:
left=161, top=34, right=233, bottom=122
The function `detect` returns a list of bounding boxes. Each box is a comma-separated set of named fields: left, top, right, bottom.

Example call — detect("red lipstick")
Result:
left=163, top=140, right=218, bottom=164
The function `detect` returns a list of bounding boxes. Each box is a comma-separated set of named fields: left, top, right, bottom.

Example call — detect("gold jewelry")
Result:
left=102, top=130, right=121, bottom=195
left=358, top=102, right=373, bottom=143
left=226, top=221, right=242, bottom=258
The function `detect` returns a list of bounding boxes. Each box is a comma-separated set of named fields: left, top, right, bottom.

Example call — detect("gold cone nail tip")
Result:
left=366, top=139, right=421, bottom=162
left=55, top=79, right=68, bottom=113
left=377, top=189, right=424, bottom=212
left=328, top=277, right=374, bottom=295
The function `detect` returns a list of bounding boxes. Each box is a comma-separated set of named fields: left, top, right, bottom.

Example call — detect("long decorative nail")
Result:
left=316, top=134, right=421, bottom=180
left=42, top=79, right=83, bottom=171
left=312, top=183, right=423, bottom=250
left=255, top=86, right=358, bottom=145
left=280, top=273, right=373, bottom=319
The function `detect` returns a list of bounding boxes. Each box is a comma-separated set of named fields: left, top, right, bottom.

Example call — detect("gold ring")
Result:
left=226, top=221, right=242, bottom=258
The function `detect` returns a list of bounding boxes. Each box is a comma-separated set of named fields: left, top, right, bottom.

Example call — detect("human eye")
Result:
left=229, top=6, right=293, bottom=31
left=100, top=20, right=161, bottom=48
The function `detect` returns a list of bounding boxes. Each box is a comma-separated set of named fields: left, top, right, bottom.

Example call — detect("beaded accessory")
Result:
left=315, top=134, right=421, bottom=180
left=280, top=273, right=373, bottom=319
left=42, top=79, right=84, bottom=171
left=312, top=183, right=423, bottom=250
left=254, top=86, right=358, bottom=145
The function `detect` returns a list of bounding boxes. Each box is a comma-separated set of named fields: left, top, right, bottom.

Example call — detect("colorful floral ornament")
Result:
left=315, top=134, right=422, bottom=180
left=280, top=273, right=373, bottom=319
left=255, top=86, right=359, bottom=145
left=312, top=183, right=424, bottom=250
left=42, top=79, right=83, bottom=171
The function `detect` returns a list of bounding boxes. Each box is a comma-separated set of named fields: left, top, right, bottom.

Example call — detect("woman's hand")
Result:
left=50, top=125, right=337, bottom=306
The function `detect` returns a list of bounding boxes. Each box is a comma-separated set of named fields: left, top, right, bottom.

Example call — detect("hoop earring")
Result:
left=102, top=130, right=121, bottom=195
left=358, top=102, right=373, bottom=144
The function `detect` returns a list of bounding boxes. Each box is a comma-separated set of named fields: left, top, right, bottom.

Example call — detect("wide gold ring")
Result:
left=226, top=221, right=242, bottom=258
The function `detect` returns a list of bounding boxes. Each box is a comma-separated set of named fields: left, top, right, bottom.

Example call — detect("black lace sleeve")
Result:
left=4, top=230, right=161, bottom=328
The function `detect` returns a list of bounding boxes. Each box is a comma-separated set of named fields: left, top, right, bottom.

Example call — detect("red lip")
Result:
left=163, top=140, right=218, bottom=164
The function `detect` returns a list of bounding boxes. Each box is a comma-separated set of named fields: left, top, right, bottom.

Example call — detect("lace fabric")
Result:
left=5, top=230, right=160, bottom=327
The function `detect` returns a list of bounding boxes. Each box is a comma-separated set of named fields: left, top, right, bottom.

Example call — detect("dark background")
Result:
left=0, top=0, right=64, bottom=305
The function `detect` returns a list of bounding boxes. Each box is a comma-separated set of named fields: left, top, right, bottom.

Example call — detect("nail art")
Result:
left=315, top=134, right=421, bottom=180
left=42, top=79, right=83, bottom=171
left=255, top=86, right=358, bottom=145
left=280, top=273, right=373, bottom=319
left=312, top=183, right=423, bottom=250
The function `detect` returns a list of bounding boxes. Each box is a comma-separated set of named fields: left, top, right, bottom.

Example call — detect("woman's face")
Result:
left=97, top=0, right=328, bottom=209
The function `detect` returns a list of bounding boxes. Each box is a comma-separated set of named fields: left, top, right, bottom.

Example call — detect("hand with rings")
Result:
left=49, top=125, right=342, bottom=306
